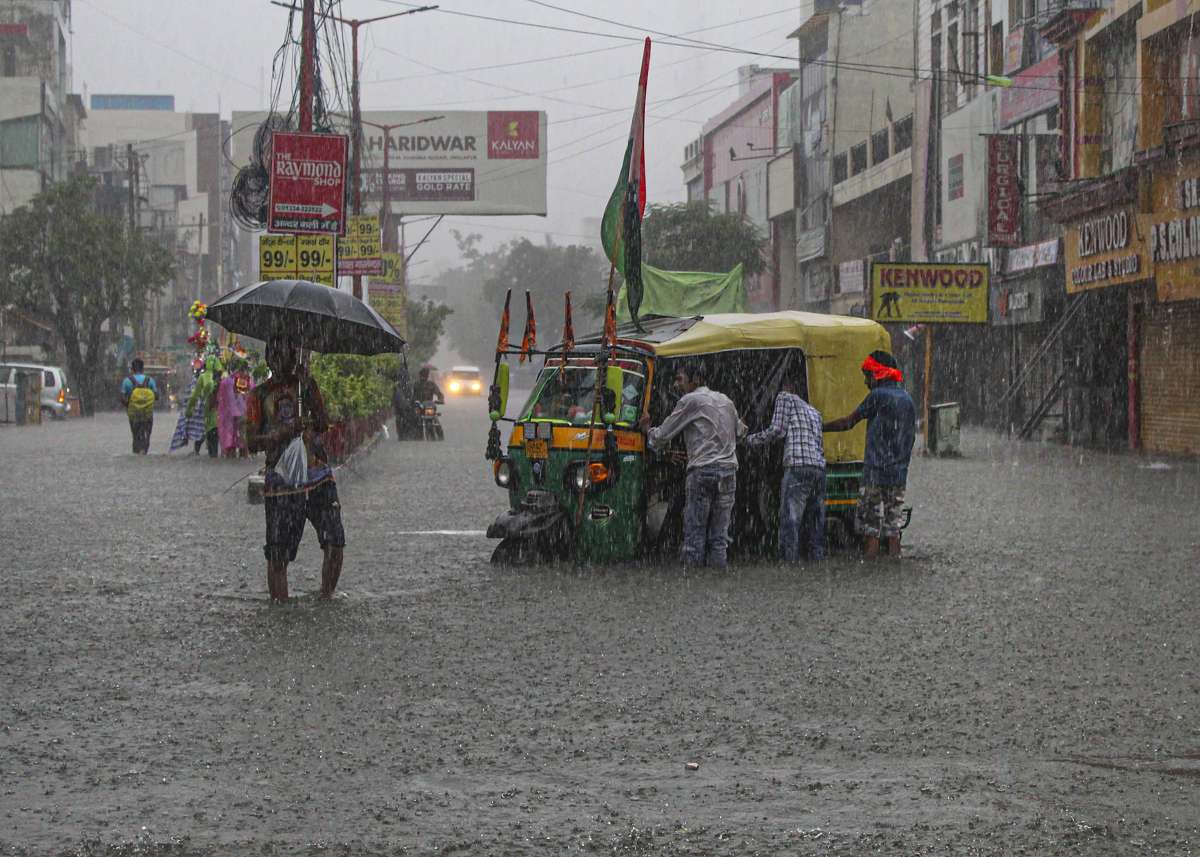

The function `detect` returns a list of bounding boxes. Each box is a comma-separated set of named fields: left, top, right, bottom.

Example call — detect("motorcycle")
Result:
left=414, top=400, right=444, bottom=442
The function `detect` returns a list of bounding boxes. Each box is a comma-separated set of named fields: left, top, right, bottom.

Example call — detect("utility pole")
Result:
left=272, top=0, right=436, bottom=299
left=299, top=0, right=315, bottom=132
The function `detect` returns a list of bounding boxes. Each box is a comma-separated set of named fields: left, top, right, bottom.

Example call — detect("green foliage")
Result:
left=309, top=354, right=400, bottom=422
left=641, top=201, right=767, bottom=276
left=405, top=298, right=453, bottom=368
left=440, top=231, right=609, bottom=367
left=0, top=175, right=174, bottom=415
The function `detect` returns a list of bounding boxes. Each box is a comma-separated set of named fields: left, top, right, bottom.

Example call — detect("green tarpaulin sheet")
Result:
left=615, top=262, right=746, bottom=322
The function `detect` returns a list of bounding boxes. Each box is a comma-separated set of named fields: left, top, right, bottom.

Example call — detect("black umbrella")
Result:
left=206, top=279, right=405, bottom=356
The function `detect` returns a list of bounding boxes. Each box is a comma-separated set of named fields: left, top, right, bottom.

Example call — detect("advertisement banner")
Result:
left=258, top=233, right=335, bottom=286
left=1063, top=206, right=1149, bottom=293
left=837, top=259, right=865, bottom=294
left=356, top=110, right=547, bottom=215
left=267, top=132, right=348, bottom=235
left=987, top=135, right=1021, bottom=247
left=1005, top=238, right=1059, bottom=276
left=999, top=53, right=1060, bottom=127
left=336, top=215, right=383, bottom=276
left=870, top=262, right=989, bottom=323
left=369, top=252, right=407, bottom=338
left=1149, top=159, right=1200, bottom=301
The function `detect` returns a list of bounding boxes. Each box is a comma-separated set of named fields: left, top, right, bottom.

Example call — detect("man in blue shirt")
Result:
left=824, top=350, right=916, bottom=559
left=120, top=358, right=158, bottom=454
left=744, top=374, right=827, bottom=563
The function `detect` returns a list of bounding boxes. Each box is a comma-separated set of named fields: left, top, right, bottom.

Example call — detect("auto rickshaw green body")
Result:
left=487, top=312, right=892, bottom=563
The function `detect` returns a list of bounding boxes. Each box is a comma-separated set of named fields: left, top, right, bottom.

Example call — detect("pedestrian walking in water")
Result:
left=120, top=358, right=158, bottom=455
left=823, top=350, right=916, bottom=559
left=639, top=362, right=746, bottom=568
left=217, top=360, right=254, bottom=458
left=744, top=374, right=827, bottom=562
left=187, top=357, right=221, bottom=458
left=168, top=367, right=208, bottom=454
left=245, top=337, right=345, bottom=602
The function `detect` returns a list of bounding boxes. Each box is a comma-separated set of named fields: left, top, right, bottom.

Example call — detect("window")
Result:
left=991, top=22, right=1004, bottom=76
left=893, top=115, right=913, bottom=152
left=850, top=142, right=868, bottom=175
left=948, top=154, right=965, bottom=201
left=871, top=129, right=889, bottom=165
left=833, top=151, right=848, bottom=184
left=2, top=46, right=15, bottom=78
left=43, top=371, right=55, bottom=389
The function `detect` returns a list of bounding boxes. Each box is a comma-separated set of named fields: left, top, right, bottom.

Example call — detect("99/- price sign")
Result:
left=259, top=234, right=336, bottom=286
left=336, top=215, right=383, bottom=276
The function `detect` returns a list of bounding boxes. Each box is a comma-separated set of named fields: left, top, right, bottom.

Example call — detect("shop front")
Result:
left=991, top=238, right=1065, bottom=435
left=1141, top=153, right=1200, bottom=455
left=1060, top=203, right=1151, bottom=448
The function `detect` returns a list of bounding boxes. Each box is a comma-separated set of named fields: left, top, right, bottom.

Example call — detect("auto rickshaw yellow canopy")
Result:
left=646, top=312, right=892, bottom=464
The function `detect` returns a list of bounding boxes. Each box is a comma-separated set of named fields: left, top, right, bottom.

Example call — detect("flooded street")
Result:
left=2, top=400, right=1198, bottom=855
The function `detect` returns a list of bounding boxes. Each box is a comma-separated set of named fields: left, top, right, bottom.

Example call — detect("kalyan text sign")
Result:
left=268, top=132, right=348, bottom=235
left=870, top=262, right=989, bottom=324
left=1064, top=206, right=1148, bottom=293
left=987, top=135, right=1020, bottom=247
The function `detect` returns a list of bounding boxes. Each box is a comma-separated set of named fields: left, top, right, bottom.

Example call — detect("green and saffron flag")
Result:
left=600, top=37, right=651, bottom=331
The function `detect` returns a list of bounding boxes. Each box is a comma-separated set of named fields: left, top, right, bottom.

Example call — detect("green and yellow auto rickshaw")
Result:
left=485, top=311, right=896, bottom=564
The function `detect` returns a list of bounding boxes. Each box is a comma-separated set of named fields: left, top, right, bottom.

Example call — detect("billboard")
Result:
left=870, top=262, right=989, bottom=324
left=357, top=110, right=547, bottom=215
left=258, top=233, right=335, bottom=286
left=369, top=253, right=407, bottom=338
left=268, top=132, right=348, bottom=235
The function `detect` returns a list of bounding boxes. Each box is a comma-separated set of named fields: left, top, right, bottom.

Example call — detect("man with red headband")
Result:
left=823, top=350, right=916, bottom=558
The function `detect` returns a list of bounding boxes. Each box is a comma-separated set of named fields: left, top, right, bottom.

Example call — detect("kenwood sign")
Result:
left=1064, top=206, right=1148, bottom=293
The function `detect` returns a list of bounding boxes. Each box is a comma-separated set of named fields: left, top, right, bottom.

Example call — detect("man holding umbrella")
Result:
left=246, top=337, right=344, bottom=602
left=206, top=276, right=405, bottom=601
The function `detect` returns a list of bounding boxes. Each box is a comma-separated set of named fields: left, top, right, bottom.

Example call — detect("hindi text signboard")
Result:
left=336, top=214, right=383, bottom=276
left=258, top=233, right=336, bottom=286
left=268, top=132, right=348, bottom=235
left=369, top=252, right=407, bottom=338
left=870, top=262, right=989, bottom=323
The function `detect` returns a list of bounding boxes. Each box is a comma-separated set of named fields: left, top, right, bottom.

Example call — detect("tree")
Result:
left=641, top=201, right=768, bottom=276
left=0, top=176, right=174, bottom=415
left=405, top=297, right=453, bottom=369
left=440, top=232, right=608, bottom=367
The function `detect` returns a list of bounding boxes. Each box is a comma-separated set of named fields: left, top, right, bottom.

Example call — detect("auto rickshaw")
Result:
left=486, top=311, right=899, bottom=564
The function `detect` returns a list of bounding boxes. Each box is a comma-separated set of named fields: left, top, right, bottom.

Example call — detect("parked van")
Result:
left=0, top=363, right=71, bottom=422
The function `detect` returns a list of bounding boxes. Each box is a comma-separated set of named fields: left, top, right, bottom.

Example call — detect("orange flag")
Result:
left=496, top=289, right=512, bottom=355
left=519, top=291, right=537, bottom=363
left=563, top=291, right=575, bottom=353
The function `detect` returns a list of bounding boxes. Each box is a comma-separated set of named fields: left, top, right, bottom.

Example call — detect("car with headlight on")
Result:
left=446, top=365, right=484, bottom=396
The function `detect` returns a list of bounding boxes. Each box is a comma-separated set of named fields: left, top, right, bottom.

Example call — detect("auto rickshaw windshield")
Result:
left=519, top=360, right=645, bottom=426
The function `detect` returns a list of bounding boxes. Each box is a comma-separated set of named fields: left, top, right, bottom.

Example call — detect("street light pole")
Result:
left=299, top=0, right=315, bottom=132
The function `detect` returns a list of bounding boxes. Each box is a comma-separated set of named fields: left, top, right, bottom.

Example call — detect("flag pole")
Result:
left=575, top=262, right=618, bottom=534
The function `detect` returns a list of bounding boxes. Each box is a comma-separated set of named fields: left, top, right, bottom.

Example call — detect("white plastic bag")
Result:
left=276, top=436, right=308, bottom=487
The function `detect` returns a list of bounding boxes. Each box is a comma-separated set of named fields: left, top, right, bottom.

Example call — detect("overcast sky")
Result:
left=72, top=0, right=800, bottom=275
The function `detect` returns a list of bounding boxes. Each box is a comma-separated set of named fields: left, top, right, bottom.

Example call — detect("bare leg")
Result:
left=268, top=560, right=290, bottom=602
left=320, top=545, right=343, bottom=599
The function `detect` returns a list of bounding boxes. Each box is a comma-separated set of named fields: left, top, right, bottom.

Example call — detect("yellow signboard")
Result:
left=336, top=215, right=383, bottom=275
left=1063, top=206, right=1149, bottom=294
left=869, top=262, right=989, bottom=323
left=1149, top=159, right=1200, bottom=302
left=370, top=251, right=407, bottom=338
left=259, top=233, right=336, bottom=286
left=259, top=234, right=297, bottom=280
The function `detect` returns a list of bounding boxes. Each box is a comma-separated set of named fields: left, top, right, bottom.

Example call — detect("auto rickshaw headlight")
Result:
left=587, top=462, right=609, bottom=484
left=494, top=458, right=513, bottom=488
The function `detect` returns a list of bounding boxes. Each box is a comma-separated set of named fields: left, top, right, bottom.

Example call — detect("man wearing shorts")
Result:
left=823, top=350, right=916, bottom=559
left=246, top=338, right=345, bottom=602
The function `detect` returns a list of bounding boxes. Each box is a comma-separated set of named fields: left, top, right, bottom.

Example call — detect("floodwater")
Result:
left=1, top=399, right=1198, bottom=855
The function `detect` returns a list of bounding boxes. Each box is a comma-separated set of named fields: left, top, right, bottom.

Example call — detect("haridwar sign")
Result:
left=357, top=110, right=547, bottom=215
left=1064, top=207, right=1149, bottom=293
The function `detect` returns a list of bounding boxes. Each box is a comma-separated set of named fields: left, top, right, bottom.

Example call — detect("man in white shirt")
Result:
left=639, top=362, right=746, bottom=568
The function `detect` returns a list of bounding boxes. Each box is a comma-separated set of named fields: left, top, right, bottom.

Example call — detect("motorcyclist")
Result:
left=413, top=367, right=445, bottom=405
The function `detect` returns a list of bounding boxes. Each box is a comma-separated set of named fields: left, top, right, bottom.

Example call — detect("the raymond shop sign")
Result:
left=267, top=132, right=348, bottom=235
left=1064, top=206, right=1149, bottom=293
left=870, top=262, right=989, bottom=324
left=1149, top=161, right=1200, bottom=302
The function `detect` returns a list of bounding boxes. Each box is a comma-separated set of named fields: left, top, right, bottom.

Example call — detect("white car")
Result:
left=0, top=363, right=71, bottom=421
left=445, top=365, right=484, bottom=396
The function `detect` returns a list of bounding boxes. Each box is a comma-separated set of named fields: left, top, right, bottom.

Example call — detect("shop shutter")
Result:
left=1140, top=302, right=1200, bottom=455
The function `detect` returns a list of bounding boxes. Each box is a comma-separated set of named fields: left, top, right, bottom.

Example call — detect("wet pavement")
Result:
left=2, top=399, right=1199, bottom=855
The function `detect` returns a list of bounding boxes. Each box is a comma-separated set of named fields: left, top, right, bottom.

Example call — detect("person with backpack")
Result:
left=121, top=358, right=158, bottom=455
